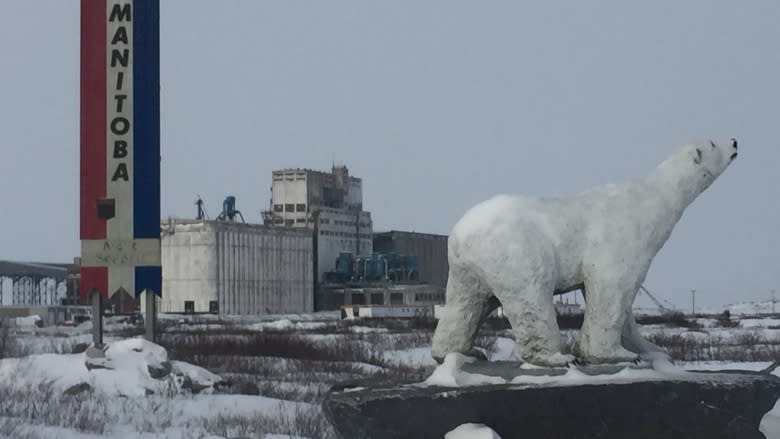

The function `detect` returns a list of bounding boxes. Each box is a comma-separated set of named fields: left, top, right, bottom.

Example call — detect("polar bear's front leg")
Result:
left=579, top=273, right=639, bottom=363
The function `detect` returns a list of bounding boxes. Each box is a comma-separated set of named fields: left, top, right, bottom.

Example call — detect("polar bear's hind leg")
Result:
left=431, top=269, right=493, bottom=362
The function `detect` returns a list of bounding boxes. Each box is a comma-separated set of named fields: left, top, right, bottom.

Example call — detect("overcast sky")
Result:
left=1, top=1, right=778, bottom=309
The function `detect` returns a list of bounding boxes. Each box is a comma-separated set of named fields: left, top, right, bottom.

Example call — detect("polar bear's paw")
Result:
left=527, top=352, right=576, bottom=368
left=582, top=346, right=638, bottom=364
left=463, top=348, right=488, bottom=362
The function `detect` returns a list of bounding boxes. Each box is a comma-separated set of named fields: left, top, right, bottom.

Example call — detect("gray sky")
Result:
left=1, top=1, right=778, bottom=309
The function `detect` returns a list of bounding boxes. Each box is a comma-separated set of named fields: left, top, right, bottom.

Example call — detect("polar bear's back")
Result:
left=449, top=194, right=573, bottom=262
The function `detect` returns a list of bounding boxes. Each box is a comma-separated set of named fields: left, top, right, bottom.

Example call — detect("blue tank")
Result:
left=326, top=252, right=419, bottom=283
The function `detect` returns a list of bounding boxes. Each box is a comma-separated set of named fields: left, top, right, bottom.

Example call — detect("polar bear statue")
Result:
left=432, top=139, right=738, bottom=366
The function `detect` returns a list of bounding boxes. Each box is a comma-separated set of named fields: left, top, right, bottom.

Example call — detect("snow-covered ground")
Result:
left=2, top=310, right=780, bottom=438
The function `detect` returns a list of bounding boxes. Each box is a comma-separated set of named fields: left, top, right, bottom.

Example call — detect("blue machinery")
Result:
left=326, top=252, right=419, bottom=283
left=216, top=195, right=245, bottom=222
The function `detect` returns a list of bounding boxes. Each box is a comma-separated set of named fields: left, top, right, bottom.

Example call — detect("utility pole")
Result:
left=690, top=289, right=696, bottom=317
left=772, top=289, right=776, bottom=315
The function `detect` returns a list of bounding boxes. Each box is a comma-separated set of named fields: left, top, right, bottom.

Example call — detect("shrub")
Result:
left=715, top=310, right=739, bottom=328
left=203, top=405, right=336, bottom=439
left=0, top=321, right=7, bottom=359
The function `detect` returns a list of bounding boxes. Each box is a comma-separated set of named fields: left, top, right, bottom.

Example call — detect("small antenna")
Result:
left=195, top=195, right=208, bottom=220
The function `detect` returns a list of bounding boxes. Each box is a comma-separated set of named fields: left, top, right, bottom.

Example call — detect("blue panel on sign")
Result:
left=135, top=266, right=162, bottom=297
left=133, top=0, right=161, bottom=239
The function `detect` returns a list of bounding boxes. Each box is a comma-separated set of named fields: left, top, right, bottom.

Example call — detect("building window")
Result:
left=371, top=293, right=384, bottom=305
left=184, top=301, right=195, bottom=313
left=296, top=218, right=306, bottom=223
left=209, top=301, right=218, bottom=313
left=273, top=218, right=283, bottom=224
left=285, top=204, right=294, bottom=212
left=285, top=219, right=294, bottom=227
left=296, top=203, right=306, bottom=212
left=273, top=204, right=283, bottom=212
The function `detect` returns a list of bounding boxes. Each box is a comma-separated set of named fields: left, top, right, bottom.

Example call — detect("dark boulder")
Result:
left=324, top=370, right=780, bottom=439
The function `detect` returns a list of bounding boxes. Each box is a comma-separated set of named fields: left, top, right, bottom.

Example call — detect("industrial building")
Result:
left=0, top=260, right=76, bottom=307
left=0, top=305, right=91, bottom=327
left=263, top=165, right=373, bottom=282
left=321, top=283, right=445, bottom=309
left=158, top=219, right=314, bottom=315
left=373, top=231, right=449, bottom=288
left=3, top=166, right=455, bottom=320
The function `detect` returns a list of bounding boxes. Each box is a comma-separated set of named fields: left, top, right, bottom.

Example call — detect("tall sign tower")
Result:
left=80, top=0, right=161, bottom=344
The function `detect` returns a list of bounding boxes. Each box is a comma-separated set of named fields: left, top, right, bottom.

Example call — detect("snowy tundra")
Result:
left=432, top=139, right=739, bottom=365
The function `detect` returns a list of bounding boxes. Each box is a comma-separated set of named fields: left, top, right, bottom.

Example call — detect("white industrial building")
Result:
left=264, top=165, right=373, bottom=282
left=158, top=220, right=314, bottom=315
left=0, top=261, right=71, bottom=307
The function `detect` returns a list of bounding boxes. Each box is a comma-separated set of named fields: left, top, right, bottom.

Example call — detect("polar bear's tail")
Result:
left=447, top=233, right=464, bottom=265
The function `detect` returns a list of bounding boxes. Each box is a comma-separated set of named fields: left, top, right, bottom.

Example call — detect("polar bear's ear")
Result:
left=693, top=148, right=702, bottom=165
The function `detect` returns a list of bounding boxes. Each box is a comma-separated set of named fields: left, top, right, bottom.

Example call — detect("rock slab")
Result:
left=323, top=370, right=780, bottom=439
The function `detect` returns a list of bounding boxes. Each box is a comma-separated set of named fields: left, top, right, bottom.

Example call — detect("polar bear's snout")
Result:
left=730, top=138, right=738, bottom=161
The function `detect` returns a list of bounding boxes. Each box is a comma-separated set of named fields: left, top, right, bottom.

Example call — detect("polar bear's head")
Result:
left=667, top=138, right=738, bottom=195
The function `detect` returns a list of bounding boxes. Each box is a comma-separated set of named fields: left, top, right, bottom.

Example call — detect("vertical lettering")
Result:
left=111, top=26, right=129, bottom=45
left=114, top=95, right=127, bottom=113
left=111, top=164, right=129, bottom=181
left=110, top=117, right=130, bottom=135
left=113, top=140, right=128, bottom=158
left=111, top=49, right=129, bottom=67
left=109, top=3, right=131, bottom=22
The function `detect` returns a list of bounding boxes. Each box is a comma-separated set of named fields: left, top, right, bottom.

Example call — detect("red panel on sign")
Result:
left=80, top=0, right=107, bottom=240
left=80, top=266, right=108, bottom=300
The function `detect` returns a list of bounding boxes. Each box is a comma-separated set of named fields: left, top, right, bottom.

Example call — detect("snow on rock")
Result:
left=14, top=315, right=41, bottom=328
left=170, top=360, right=221, bottom=393
left=488, top=337, right=515, bottom=361
left=423, top=353, right=690, bottom=388
left=424, top=353, right=505, bottom=387
left=250, top=319, right=328, bottom=331
left=682, top=361, right=780, bottom=375
left=95, top=337, right=168, bottom=368
left=0, top=338, right=220, bottom=397
left=758, top=400, right=780, bottom=439
left=445, top=423, right=502, bottom=439
left=761, top=397, right=780, bottom=439
left=349, top=325, right=389, bottom=333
